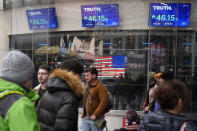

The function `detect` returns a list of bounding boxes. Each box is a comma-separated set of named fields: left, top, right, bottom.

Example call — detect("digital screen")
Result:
left=26, top=8, right=58, bottom=29
left=81, top=4, right=119, bottom=27
left=149, top=3, right=191, bottom=27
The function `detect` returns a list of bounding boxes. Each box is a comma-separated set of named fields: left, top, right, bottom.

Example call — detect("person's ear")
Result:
left=178, top=98, right=183, bottom=106
left=177, top=98, right=183, bottom=111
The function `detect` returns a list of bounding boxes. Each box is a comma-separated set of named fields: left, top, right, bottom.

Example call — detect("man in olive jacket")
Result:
left=0, top=50, right=40, bottom=131
left=79, top=66, right=109, bottom=131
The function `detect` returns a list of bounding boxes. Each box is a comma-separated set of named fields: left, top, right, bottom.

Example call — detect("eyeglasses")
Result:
left=38, top=73, right=48, bottom=76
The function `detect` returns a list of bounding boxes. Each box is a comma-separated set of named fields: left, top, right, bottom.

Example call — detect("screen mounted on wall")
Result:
left=149, top=3, right=191, bottom=27
left=26, top=8, right=58, bottom=29
left=81, top=4, right=119, bottom=27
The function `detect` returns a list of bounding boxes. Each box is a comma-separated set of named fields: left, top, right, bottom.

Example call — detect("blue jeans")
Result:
left=79, top=118, right=103, bottom=131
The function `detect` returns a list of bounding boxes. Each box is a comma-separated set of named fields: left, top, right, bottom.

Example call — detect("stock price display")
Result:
left=29, top=19, right=48, bottom=25
left=83, top=15, right=108, bottom=22
left=26, top=8, right=58, bottom=29
left=149, top=3, right=191, bottom=27
left=81, top=4, right=119, bottom=27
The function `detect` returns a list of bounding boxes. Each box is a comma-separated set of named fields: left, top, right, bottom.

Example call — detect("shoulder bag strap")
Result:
left=0, top=90, right=24, bottom=119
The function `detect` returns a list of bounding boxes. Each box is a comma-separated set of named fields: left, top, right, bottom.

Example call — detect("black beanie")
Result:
left=160, top=71, right=174, bottom=80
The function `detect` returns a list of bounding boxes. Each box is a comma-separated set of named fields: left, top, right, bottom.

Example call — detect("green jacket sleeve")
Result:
left=5, top=97, right=40, bottom=131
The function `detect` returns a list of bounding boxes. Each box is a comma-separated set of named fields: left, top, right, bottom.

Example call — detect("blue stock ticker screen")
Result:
left=81, top=4, right=119, bottom=27
left=26, top=8, right=58, bottom=29
left=149, top=3, right=191, bottom=27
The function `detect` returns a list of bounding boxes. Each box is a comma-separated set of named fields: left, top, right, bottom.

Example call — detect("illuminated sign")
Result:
left=142, top=43, right=152, bottom=44
left=81, top=4, right=119, bottom=27
left=26, top=8, right=58, bottom=29
left=182, top=43, right=192, bottom=46
left=149, top=3, right=191, bottom=27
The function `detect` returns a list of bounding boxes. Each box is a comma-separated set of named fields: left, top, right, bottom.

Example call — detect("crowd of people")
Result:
left=0, top=50, right=196, bottom=131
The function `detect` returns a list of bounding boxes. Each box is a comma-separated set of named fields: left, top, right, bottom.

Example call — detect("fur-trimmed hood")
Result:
left=46, top=68, right=84, bottom=97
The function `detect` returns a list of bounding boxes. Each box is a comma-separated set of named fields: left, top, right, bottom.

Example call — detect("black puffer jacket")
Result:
left=139, top=111, right=197, bottom=131
left=36, top=69, right=83, bottom=131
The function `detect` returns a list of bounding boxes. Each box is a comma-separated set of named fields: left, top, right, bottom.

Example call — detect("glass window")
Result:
left=24, top=0, right=39, bottom=6
left=6, top=0, right=197, bottom=114
left=4, top=0, right=55, bottom=9
left=40, top=0, right=55, bottom=5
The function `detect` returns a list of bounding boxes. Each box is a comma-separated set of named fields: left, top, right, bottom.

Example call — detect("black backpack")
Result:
left=104, top=91, right=113, bottom=113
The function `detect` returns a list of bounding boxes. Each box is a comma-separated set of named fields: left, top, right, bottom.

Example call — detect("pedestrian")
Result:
left=139, top=80, right=197, bottom=131
left=79, top=65, right=109, bottom=131
left=33, top=65, right=50, bottom=106
left=0, top=50, right=40, bottom=131
left=142, top=72, right=162, bottom=113
left=153, top=71, right=174, bottom=112
left=36, top=58, right=84, bottom=131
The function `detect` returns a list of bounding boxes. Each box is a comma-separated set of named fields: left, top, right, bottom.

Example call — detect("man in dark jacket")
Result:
left=139, top=80, right=197, bottom=131
left=142, top=72, right=162, bottom=113
left=36, top=58, right=84, bottom=131
left=0, top=50, right=40, bottom=131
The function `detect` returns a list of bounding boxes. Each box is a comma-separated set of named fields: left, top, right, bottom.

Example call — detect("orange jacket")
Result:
left=82, top=80, right=109, bottom=118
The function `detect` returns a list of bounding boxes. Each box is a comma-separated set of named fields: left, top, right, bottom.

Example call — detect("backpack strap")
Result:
left=86, top=86, right=111, bottom=113
left=86, top=87, right=100, bottom=103
left=0, top=90, right=24, bottom=119
left=0, top=90, right=24, bottom=98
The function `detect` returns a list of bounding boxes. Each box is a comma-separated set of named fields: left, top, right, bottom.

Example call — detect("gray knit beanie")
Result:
left=0, top=50, right=34, bottom=84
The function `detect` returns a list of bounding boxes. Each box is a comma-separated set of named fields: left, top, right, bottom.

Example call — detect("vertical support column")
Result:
left=0, top=0, right=3, bottom=11
left=190, top=31, right=195, bottom=112
left=0, top=12, right=9, bottom=66
left=135, top=35, right=139, bottom=53
left=191, top=32, right=195, bottom=78
left=146, top=30, right=151, bottom=91
left=174, top=30, right=177, bottom=76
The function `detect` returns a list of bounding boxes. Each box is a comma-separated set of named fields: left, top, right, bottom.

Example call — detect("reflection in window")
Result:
left=9, top=30, right=197, bottom=112
left=40, top=0, right=55, bottom=5
left=24, top=0, right=39, bottom=6
left=4, top=0, right=55, bottom=9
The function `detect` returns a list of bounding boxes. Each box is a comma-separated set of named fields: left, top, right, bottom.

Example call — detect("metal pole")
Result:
left=147, top=29, right=151, bottom=91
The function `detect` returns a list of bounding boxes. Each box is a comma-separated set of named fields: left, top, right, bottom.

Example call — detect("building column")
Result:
left=0, top=11, right=9, bottom=65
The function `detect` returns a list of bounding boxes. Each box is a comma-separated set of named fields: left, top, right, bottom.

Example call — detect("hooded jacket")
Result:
left=139, top=111, right=197, bottom=131
left=33, top=84, right=41, bottom=94
left=0, top=78, right=40, bottom=131
left=36, top=69, right=83, bottom=131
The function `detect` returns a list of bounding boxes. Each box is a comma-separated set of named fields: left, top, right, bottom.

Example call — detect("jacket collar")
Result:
left=49, top=68, right=83, bottom=97
left=0, top=78, right=39, bottom=102
left=90, top=79, right=99, bottom=87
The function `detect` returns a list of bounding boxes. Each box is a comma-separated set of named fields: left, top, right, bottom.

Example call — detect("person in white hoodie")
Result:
left=33, top=65, right=50, bottom=105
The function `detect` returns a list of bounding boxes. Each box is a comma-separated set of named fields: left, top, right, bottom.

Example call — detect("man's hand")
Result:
left=143, top=106, right=150, bottom=113
left=89, top=115, right=96, bottom=120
